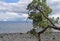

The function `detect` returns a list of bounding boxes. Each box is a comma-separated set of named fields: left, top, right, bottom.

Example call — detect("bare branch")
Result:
left=38, top=26, right=49, bottom=34
left=38, top=25, right=60, bottom=34
left=49, top=25, right=60, bottom=30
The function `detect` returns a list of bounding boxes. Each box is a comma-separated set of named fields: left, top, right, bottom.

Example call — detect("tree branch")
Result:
left=35, top=7, right=60, bottom=34
left=36, top=7, right=55, bottom=26
left=38, top=25, right=60, bottom=34
left=38, top=26, right=49, bottom=34
left=36, top=7, right=60, bottom=30
left=49, top=25, right=60, bottom=30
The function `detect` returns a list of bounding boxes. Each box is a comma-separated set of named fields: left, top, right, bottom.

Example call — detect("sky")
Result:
left=0, top=0, right=60, bottom=21
left=0, top=0, right=19, bottom=3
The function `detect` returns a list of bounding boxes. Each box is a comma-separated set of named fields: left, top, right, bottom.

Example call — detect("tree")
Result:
left=27, top=0, right=60, bottom=41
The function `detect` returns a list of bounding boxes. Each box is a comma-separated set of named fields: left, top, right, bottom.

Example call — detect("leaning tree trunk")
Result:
left=38, top=33, right=41, bottom=41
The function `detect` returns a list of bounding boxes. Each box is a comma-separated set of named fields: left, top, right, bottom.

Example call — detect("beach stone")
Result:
left=0, top=33, right=38, bottom=41
left=0, top=32, right=60, bottom=41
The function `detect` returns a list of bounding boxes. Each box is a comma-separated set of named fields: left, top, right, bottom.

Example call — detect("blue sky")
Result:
left=0, top=0, right=19, bottom=3
left=0, top=0, right=60, bottom=21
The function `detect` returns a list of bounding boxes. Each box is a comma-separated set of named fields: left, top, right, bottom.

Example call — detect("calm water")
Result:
left=0, top=21, right=33, bottom=33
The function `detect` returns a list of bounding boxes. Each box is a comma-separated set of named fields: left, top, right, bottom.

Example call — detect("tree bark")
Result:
left=38, top=33, right=41, bottom=41
left=38, top=26, right=49, bottom=34
left=49, top=25, right=60, bottom=30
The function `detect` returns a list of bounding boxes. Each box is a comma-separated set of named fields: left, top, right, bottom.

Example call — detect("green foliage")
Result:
left=27, top=0, right=59, bottom=37
left=42, top=0, right=46, bottom=3
left=27, top=29, right=38, bottom=38
left=55, top=17, right=59, bottom=24
left=48, top=17, right=59, bottom=25
left=44, top=28, right=53, bottom=35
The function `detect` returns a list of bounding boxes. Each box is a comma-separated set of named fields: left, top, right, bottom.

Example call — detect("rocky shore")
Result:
left=0, top=32, right=60, bottom=41
left=0, top=33, right=37, bottom=41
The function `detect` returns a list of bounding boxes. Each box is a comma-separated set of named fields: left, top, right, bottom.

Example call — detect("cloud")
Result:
left=0, top=1, right=27, bottom=13
left=47, top=0, right=60, bottom=20
left=0, top=0, right=60, bottom=21
left=49, top=13, right=60, bottom=18
left=0, top=11, right=28, bottom=21
left=0, top=0, right=32, bottom=13
left=0, top=0, right=32, bottom=21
